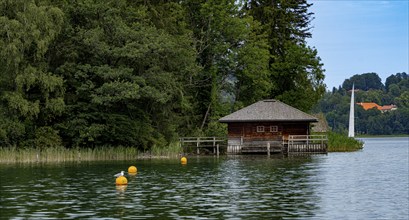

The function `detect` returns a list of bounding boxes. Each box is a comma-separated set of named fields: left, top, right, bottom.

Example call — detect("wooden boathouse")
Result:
left=219, top=99, right=327, bottom=154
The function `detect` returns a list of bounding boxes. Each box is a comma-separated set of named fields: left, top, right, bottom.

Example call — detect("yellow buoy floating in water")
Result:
left=116, top=176, right=128, bottom=185
left=128, top=165, right=137, bottom=174
left=180, top=156, right=187, bottom=165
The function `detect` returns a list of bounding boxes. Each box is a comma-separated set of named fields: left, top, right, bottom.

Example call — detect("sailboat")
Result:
left=348, top=84, right=355, bottom=137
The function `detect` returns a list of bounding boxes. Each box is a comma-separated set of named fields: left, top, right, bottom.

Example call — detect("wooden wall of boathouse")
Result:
left=227, top=122, right=310, bottom=143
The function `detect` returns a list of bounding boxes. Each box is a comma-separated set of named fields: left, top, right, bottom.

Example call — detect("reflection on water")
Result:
left=116, top=185, right=127, bottom=193
left=0, top=137, right=408, bottom=219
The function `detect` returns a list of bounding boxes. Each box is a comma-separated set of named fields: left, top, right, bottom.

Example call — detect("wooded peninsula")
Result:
left=0, top=1, right=404, bottom=159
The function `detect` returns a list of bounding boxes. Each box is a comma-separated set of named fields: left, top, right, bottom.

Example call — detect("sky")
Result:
left=307, top=0, right=409, bottom=90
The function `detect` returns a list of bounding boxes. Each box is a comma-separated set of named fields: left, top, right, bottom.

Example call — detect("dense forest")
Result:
left=0, top=0, right=325, bottom=150
left=313, top=72, right=409, bottom=135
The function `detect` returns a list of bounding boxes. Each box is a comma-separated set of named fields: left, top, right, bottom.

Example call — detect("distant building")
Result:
left=357, top=102, right=397, bottom=113
left=380, top=104, right=398, bottom=112
left=357, top=102, right=382, bottom=111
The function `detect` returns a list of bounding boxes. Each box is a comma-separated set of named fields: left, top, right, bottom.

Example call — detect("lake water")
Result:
left=0, top=137, right=408, bottom=219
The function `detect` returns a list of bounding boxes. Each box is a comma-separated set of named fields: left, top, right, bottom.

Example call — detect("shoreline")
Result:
left=356, top=135, right=409, bottom=138
left=3, top=135, right=405, bottom=163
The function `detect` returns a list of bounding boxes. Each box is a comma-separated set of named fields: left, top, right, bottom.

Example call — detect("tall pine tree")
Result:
left=244, top=0, right=325, bottom=111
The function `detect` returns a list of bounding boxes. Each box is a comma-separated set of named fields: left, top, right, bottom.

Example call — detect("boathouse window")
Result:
left=270, top=126, right=278, bottom=132
left=257, top=126, right=265, bottom=132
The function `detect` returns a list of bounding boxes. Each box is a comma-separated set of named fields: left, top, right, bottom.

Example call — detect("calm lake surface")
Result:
left=1, top=137, right=408, bottom=219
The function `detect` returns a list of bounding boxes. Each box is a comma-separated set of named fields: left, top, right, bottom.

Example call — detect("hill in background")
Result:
left=313, top=72, right=408, bottom=135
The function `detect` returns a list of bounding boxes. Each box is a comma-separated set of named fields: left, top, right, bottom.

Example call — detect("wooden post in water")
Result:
left=213, top=137, right=216, bottom=154
left=196, top=137, right=200, bottom=154
left=321, top=136, right=324, bottom=148
left=267, top=142, right=270, bottom=156
left=217, top=144, right=219, bottom=156
left=306, top=135, right=309, bottom=147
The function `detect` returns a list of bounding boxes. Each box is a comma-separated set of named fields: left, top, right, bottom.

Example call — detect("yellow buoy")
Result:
left=128, top=165, right=137, bottom=173
left=180, top=156, right=187, bottom=164
left=116, top=176, right=128, bottom=185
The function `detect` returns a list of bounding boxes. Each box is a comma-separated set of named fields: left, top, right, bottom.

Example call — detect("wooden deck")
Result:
left=227, top=135, right=327, bottom=154
left=180, top=135, right=327, bottom=155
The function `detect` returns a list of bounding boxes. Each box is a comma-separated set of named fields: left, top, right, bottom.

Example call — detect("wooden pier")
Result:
left=227, top=135, right=327, bottom=154
left=179, top=137, right=226, bottom=155
left=180, top=135, right=327, bottom=155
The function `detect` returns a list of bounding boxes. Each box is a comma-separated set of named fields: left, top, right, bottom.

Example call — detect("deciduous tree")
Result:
left=0, top=0, right=64, bottom=147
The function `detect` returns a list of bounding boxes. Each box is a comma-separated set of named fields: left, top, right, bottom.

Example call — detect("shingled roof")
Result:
left=219, top=99, right=318, bottom=123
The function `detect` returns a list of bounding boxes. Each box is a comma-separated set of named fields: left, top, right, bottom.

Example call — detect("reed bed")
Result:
left=0, top=142, right=182, bottom=163
left=149, top=142, right=183, bottom=157
left=327, top=132, right=364, bottom=152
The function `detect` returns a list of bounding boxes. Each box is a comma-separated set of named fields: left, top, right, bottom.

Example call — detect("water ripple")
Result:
left=1, top=138, right=408, bottom=219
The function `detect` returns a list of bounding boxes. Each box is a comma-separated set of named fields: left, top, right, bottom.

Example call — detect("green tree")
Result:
left=385, top=72, right=407, bottom=91
left=271, top=42, right=325, bottom=111
left=51, top=0, right=198, bottom=148
left=0, top=0, right=65, bottom=147
left=183, top=0, right=274, bottom=134
left=359, top=89, right=383, bottom=104
left=396, top=91, right=409, bottom=108
left=388, top=84, right=400, bottom=98
left=397, top=77, right=409, bottom=91
left=244, top=0, right=325, bottom=111
left=342, top=72, right=384, bottom=91
left=234, top=17, right=271, bottom=107
left=0, top=0, right=332, bottom=149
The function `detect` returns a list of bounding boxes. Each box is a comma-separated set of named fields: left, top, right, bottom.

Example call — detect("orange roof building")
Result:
left=380, top=104, right=397, bottom=112
left=357, top=102, right=397, bottom=112
left=357, top=102, right=382, bottom=110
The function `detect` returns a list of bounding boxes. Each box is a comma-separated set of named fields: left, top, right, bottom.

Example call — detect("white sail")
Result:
left=348, top=84, right=355, bottom=137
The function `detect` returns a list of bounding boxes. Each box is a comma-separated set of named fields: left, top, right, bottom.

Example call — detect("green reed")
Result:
left=0, top=143, right=181, bottom=163
left=149, top=141, right=182, bottom=157
left=327, top=132, right=364, bottom=152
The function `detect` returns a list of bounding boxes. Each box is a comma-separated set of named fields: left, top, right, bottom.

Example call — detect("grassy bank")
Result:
left=0, top=143, right=183, bottom=163
left=327, top=132, right=364, bottom=152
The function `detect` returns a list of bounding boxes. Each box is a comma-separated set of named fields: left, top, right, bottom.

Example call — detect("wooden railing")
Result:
left=286, top=135, right=328, bottom=153
left=180, top=135, right=327, bottom=154
left=179, top=137, right=226, bottom=155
